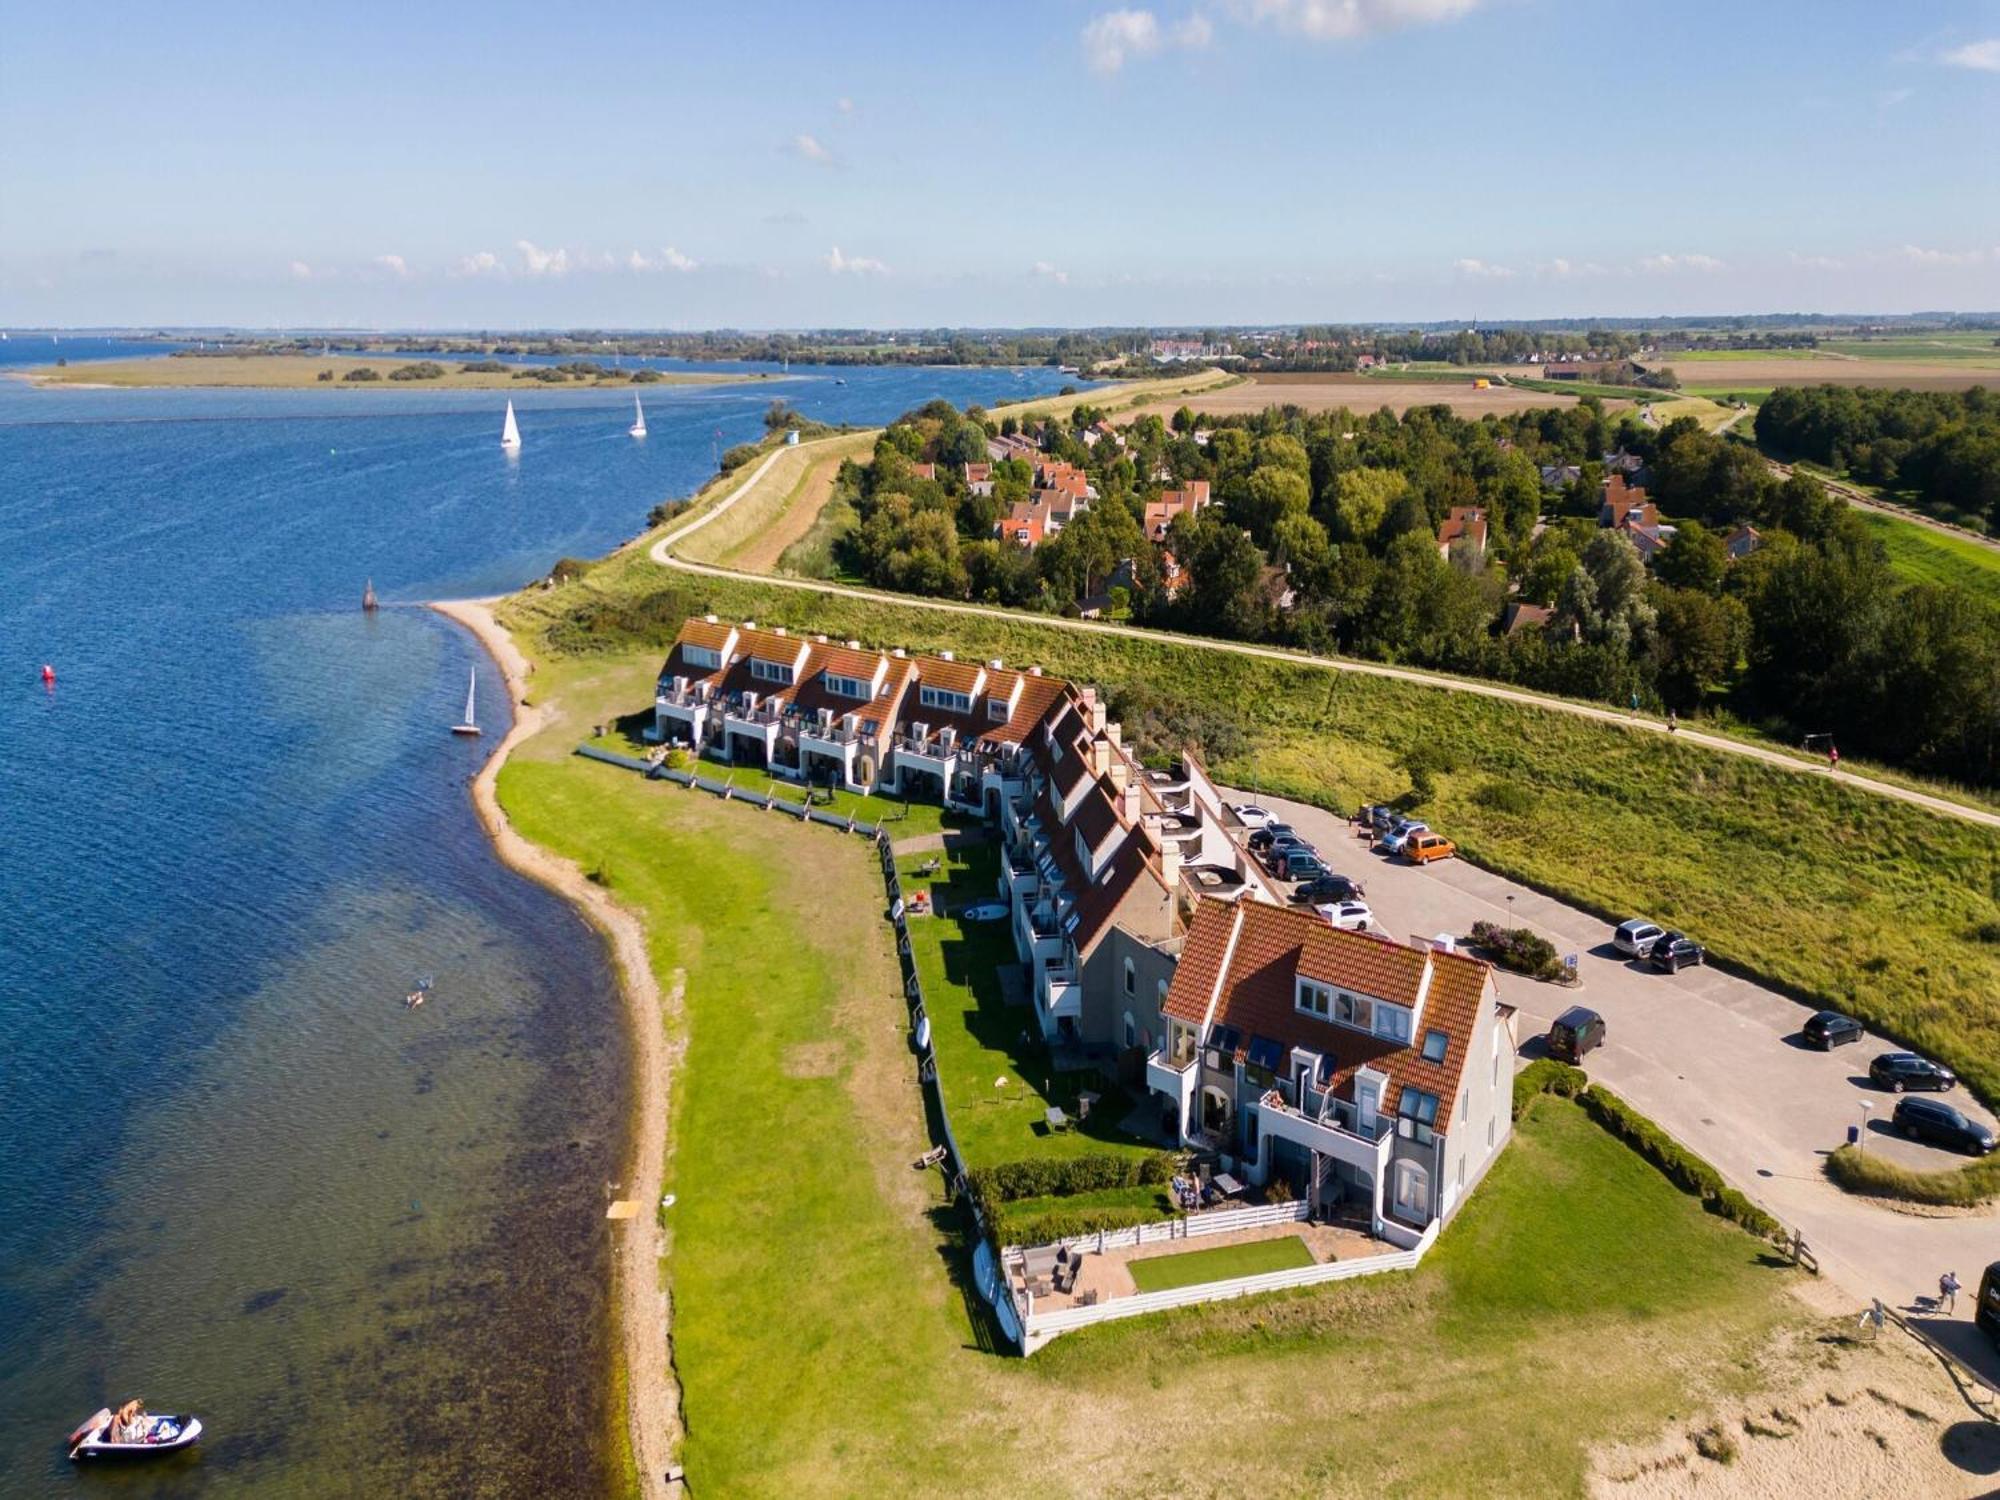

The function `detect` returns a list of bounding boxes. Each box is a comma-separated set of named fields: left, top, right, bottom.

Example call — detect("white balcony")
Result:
left=1256, top=1088, right=1394, bottom=1177
left=1039, top=963, right=1082, bottom=1021
left=1145, top=1047, right=1198, bottom=1136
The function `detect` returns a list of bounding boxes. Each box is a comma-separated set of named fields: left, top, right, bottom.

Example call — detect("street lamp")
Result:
left=1858, top=1099, right=1873, bottom=1154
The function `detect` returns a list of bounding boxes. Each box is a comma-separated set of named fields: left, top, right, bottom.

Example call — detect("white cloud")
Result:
left=825, top=245, right=888, bottom=275
left=1940, top=38, right=2000, bottom=72
left=451, top=250, right=504, bottom=278
left=1227, top=0, right=1482, bottom=43
left=789, top=133, right=837, bottom=166
left=1030, top=260, right=1071, bottom=285
left=1452, top=257, right=1513, bottom=278
left=1172, top=13, right=1215, bottom=47
left=1638, top=252, right=1726, bottom=274
left=836, top=96, right=855, bottom=113
left=629, top=246, right=699, bottom=273
left=1880, top=86, right=1914, bottom=106
left=1083, top=9, right=1163, bottom=72
left=288, top=260, right=314, bottom=281
left=1896, top=243, right=1986, bottom=266
left=372, top=253, right=409, bottom=279
left=516, top=240, right=571, bottom=276
left=1788, top=251, right=1845, bottom=271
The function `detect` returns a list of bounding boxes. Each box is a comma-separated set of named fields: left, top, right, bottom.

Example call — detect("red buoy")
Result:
left=40, top=664, right=55, bottom=685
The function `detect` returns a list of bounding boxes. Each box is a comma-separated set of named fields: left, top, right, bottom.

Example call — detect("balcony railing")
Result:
left=1259, top=1088, right=1386, bottom=1144
left=895, top=734, right=960, bottom=759
left=656, top=686, right=711, bottom=710
left=722, top=703, right=785, bottom=728
left=798, top=717, right=863, bottom=747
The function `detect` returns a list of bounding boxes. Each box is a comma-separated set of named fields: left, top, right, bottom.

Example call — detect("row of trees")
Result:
left=827, top=395, right=2000, bottom=786
left=1756, top=384, right=2000, bottom=529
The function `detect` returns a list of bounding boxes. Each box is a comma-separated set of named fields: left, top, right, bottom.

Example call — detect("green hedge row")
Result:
left=995, top=1198, right=1175, bottom=1247
left=1578, top=1086, right=1785, bottom=1241
left=1824, top=1142, right=2000, bottom=1207
left=1512, top=1057, right=1589, bottom=1116
left=967, top=1152, right=1179, bottom=1236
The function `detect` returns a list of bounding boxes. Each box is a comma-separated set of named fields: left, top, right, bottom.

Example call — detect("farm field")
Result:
left=1856, top=508, right=2000, bottom=604
left=1642, top=354, right=2000, bottom=391
left=1122, top=371, right=1613, bottom=423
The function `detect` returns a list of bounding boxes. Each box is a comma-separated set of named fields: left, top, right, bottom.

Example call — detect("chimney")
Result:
left=1029, top=666, right=1043, bottom=677
left=1088, top=698, right=1107, bottom=734
left=893, top=647, right=907, bottom=658
left=1160, top=837, right=1183, bottom=889
left=815, top=633, right=828, bottom=643
left=989, top=658, right=1004, bottom=670
left=742, top=620, right=756, bottom=631
left=774, top=625, right=787, bottom=636
left=939, top=649, right=955, bottom=661
left=847, top=640, right=861, bottom=650
left=1089, top=737, right=1111, bottom=776
left=1108, top=758, right=1130, bottom=792
left=703, top=613, right=718, bottom=623
left=1121, top=783, right=1141, bottom=824
left=1105, top=721, right=1122, bottom=748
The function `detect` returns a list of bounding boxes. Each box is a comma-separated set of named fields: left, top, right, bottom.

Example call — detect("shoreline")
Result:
left=427, top=596, right=680, bottom=1499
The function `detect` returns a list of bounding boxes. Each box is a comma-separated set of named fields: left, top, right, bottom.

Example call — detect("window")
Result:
left=988, top=697, right=1010, bottom=721
left=1296, top=979, right=1332, bottom=1019
left=1158, top=978, right=1169, bottom=1011
left=920, top=685, right=971, bottom=713
left=1123, top=958, right=1136, bottom=996
left=1394, top=1160, right=1431, bottom=1219
left=1334, top=990, right=1373, bottom=1033
left=682, top=644, right=721, bottom=670
left=749, top=657, right=795, bottom=685
left=1422, top=1029, right=1450, bottom=1064
left=825, top=673, right=869, bottom=699
left=1374, top=1003, right=1411, bottom=1045
left=1123, top=1011, right=1136, bottom=1049
left=1399, top=1089, right=1440, bottom=1127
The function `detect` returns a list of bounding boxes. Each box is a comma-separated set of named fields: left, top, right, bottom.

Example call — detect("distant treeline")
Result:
left=1756, top=384, right=2000, bottom=530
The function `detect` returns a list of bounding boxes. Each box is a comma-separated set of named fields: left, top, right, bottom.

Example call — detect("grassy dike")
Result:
left=478, top=619, right=1809, bottom=1494
left=502, top=557, right=2000, bottom=1124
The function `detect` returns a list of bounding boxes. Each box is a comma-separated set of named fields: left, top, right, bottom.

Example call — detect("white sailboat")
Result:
left=500, top=400, right=522, bottom=451
left=451, top=668, right=481, bottom=737
left=629, top=394, right=647, bottom=438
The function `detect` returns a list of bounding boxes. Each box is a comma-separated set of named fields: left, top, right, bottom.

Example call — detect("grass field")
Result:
left=1120, top=372, right=1610, bottom=424
left=1126, top=1235, right=1317, bottom=1291
left=1640, top=353, right=2000, bottom=392
left=1856, top=508, right=2000, bottom=604
left=500, top=568, right=2000, bottom=1115
left=26, top=352, right=754, bottom=390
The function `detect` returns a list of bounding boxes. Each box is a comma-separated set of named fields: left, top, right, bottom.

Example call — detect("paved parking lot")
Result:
left=1233, top=789, right=2000, bottom=1380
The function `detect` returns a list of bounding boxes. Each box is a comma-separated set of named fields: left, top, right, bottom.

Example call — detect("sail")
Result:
left=630, top=395, right=647, bottom=437
left=464, top=669, right=477, bottom=725
left=500, top=401, right=521, bottom=449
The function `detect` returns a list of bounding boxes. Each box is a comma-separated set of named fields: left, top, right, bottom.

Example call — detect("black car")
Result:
left=1802, top=1010, right=1864, bottom=1050
left=1292, top=873, right=1365, bottom=905
left=1246, top=823, right=1295, bottom=854
left=1870, top=1052, right=1957, bottom=1093
left=1264, top=835, right=1315, bottom=868
left=1892, top=1096, right=1993, bottom=1155
left=1647, top=932, right=1706, bottom=973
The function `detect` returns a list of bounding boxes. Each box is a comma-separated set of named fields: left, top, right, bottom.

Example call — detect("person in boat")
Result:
left=108, top=1399, right=146, bottom=1443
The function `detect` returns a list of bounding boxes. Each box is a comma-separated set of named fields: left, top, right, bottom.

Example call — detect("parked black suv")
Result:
left=1802, top=1011, right=1864, bottom=1050
left=1546, top=1006, right=1605, bottom=1063
left=1869, top=1052, right=1957, bottom=1093
left=1246, top=823, right=1295, bottom=854
left=1647, top=933, right=1706, bottom=973
left=1292, top=873, right=1365, bottom=905
left=1892, top=1097, right=1994, bottom=1155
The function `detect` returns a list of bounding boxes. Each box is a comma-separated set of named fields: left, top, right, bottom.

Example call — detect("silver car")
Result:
left=1613, top=918, right=1665, bottom=959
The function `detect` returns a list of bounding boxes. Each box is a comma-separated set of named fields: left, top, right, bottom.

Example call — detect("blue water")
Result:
left=0, top=352, right=1091, bottom=1495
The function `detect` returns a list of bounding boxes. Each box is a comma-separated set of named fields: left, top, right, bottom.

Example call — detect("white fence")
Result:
left=1017, top=1219, right=1441, bottom=1355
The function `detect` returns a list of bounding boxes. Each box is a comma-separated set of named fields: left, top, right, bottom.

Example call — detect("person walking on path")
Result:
left=1940, top=1270, right=1961, bottom=1313
left=1829, top=742, right=1841, bottom=772
left=1667, top=710, right=1678, bottom=734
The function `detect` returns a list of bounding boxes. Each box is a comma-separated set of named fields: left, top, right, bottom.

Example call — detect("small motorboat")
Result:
left=406, top=974, right=435, bottom=1009
left=960, top=901, right=1008, bottom=923
left=68, top=1403, right=203, bottom=1461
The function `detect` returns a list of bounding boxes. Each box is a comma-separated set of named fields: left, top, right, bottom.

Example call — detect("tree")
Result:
left=1654, top=520, right=1728, bottom=595
left=1173, top=513, right=1268, bottom=640
left=1653, top=587, right=1747, bottom=710
left=1328, top=466, right=1408, bottom=544
left=1236, top=464, right=1312, bottom=546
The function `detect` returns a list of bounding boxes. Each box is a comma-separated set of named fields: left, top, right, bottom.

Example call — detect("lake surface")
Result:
left=0, top=348, right=1092, bottom=1496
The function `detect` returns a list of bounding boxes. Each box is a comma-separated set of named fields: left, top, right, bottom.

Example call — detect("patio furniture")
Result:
left=1212, top=1172, right=1245, bottom=1199
left=1045, top=1105, right=1069, bottom=1133
left=1023, top=1246, right=1060, bottom=1279
left=1054, top=1259, right=1078, bottom=1295
left=1076, top=1090, right=1100, bottom=1123
left=1079, top=1289, right=1099, bottom=1307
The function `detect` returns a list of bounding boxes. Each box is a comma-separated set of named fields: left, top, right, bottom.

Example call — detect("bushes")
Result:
left=994, top=1197, right=1173, bottom=1246
left=967, top=1152, right=1178, bottom=1239
left=342, top=366, right=380, bottom=382
left=1474, top=779, right=1539, bottom=817
left=388, top=361, right=446, bottom=381
left=720, top=442, right=763, bottom=472
left=1512, top=1057, right=1589, bottom=1117
left=1470, top=920, right=1567, bottom=982
left=1579, top=1086, right=1784, bottom=1240
left=1824, top=1143, right=2000, bottom=1207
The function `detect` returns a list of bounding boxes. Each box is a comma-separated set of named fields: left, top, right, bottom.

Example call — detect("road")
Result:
left=1246, top=788, right=2000, bottom=1383
left=651, top=453, right=2000, bottom=833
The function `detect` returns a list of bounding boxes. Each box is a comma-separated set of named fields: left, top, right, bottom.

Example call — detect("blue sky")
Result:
left=3, top=0, right=1999, bottom=327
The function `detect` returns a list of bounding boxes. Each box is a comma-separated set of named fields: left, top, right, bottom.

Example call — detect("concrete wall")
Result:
left=1080, top=924, right=1179, bottom=1053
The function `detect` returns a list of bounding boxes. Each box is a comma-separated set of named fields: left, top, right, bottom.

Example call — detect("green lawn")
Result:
left=1127, top=1234, right=1316, bottom=1291
left=1856, top=509, right=2000, bottom=605
left=897, top=841, right=1158, bottom=1171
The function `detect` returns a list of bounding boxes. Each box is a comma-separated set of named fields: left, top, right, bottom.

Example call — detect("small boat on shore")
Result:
left=68, top=1402, right=202, bottom=1461
left=362, top=578, right=378, bottom=612
left=500, top=400, right=521, bottom=451
left=629, top=394, right=647, bottom=438
left=451, top=668, right=481, bottom=737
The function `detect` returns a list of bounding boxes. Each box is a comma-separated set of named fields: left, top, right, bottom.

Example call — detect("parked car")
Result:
left=1232, top=803, right=1273, bottom=830
left=1378, top=819, right=1429, bottom=855
left=1316, top=899, right=1374, bottom=932
left=1647, top=932, right=1706, bottom=973
left=1359, top=804, right=1399, bottom=832
left=1247, top=823, right=1294, bottom=854
left=1265, top=835, right=1315, bottom=868
left=1292, top=873, right=1365, bottom=905
left=1892, top=1096, right=1994, bottom=1155
left=1406, top=832, right=1457, bottom=865
left=1546, top=1005, right=1605, bottom=1063
left=1802, top=1010, right=1864, bottom=1050
left=1612, top=919, right=1666, bottom=959
left=1870, top=1052, right=1957, bottom=1093
left=1275, top=850, right=1327, bottom=882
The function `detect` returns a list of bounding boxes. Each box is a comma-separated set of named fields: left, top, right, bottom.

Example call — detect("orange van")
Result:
left=1406, top=832, right=1457, bottom=865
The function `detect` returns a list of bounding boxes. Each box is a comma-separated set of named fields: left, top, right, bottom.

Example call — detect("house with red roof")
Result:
left=1144, top=898, right=1516, bottom=1236
left=1436, top=505, right=1488, bottom=563
left=1142, top=480, right=1212, bottom=541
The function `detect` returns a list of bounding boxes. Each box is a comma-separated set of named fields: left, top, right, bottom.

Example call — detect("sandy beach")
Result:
left=428, top=597, right=681, bottom=1499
